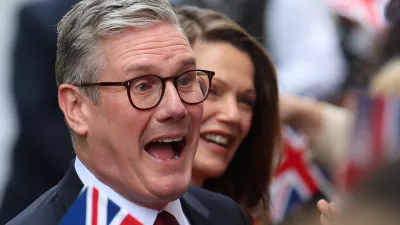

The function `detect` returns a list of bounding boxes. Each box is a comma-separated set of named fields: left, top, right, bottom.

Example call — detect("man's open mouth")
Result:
left=144, top=136, right=186, bottom=161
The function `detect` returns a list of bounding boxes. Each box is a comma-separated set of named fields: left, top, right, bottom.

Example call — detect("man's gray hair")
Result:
left=56, top=0, right=180, bottom=102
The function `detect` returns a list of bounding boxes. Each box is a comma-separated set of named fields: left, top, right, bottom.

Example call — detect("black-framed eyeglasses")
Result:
left=77, top=69, right=215, bottom=110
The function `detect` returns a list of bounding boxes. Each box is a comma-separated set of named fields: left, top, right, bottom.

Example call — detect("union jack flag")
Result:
left=269, top=128, right=333, bottom=224
left=59, top=185, right=143, bottom=225
left=336, top=93, right=400, bottom=192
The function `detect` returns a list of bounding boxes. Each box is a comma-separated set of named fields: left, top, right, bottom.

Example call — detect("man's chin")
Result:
left=132, top=181, right=190, bottom=210
left=151, top=179, right=191, bottom=200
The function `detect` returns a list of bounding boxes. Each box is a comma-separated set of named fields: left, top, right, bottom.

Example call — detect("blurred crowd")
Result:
left=0, top=0, right=399, bottom=224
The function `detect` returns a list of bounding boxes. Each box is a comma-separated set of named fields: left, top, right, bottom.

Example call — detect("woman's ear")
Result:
left=58, top=84, right=89, bottom=136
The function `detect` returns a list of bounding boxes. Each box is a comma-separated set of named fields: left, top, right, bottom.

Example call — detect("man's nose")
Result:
left=155, top=82, right=186, bottom=122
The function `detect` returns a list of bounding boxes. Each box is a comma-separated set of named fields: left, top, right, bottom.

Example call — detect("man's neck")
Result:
left=74, top=157, right=160, bottom=224
left=73, top=157, right=190, bottom=225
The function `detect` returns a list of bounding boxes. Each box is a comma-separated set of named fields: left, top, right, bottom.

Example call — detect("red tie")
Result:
left=153, top=211, right=179, bottom=225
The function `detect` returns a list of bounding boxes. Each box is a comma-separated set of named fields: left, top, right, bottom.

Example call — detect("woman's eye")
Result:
left=209, top=87, right=218, bottom=95
left=239, top=97, right=255, bottom=108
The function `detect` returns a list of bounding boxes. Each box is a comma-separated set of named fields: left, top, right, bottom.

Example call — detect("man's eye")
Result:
left=138, top=83, right=150, bottom=91
left=178, top=77, right=190, bottom=86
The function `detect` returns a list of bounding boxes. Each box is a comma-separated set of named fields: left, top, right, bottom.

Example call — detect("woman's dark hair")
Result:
left=176, top=6, right=282, bottom=223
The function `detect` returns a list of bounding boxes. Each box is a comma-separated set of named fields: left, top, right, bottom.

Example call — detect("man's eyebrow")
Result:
left=122, top=64, right=155, bottom=76
left=179, top=58, right=196, bottom=69
left=122, top=58, right=196, bottom=76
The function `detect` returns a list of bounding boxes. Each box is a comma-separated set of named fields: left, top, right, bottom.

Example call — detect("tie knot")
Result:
left=154, top=210, right=178, bottom=225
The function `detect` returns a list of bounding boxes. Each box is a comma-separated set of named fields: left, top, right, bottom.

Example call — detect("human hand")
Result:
left=317, top=199, right=338, bottom=225
left=279, top=95, right=324, bottom=134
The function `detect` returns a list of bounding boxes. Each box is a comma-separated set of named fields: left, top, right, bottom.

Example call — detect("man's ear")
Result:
left=58, top=84, right=89, bottom=136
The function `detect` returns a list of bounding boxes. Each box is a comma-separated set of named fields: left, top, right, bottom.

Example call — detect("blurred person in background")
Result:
left=279, top=1, right=400, bottom=224
left=360, top=0, right=400, bottom=90
left=281, top=54, right=400, bottom=225
left=177, top=6, right=281, bottom=225
left=370, top=57, right=400, bottom=96
left=280, top=57, right=400, bottom=174
left=0, top=0, right=79, bottom=224
left=280, top=56, right=400, bottom=225
left=332, top=0, right=394, bottom=103
left=386, top=0, right=400, bottom=24
left=280, top=0, right=400, bottom=174
left=265, top=0, right=347, bottom=102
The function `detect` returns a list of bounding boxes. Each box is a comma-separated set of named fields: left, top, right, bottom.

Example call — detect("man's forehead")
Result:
left=103, top=25, right=192, bottom=58
left=122, top=57, right=196, bottom=76
left=113, top=24, right=188, bottom=46
left=102, top=23, right=195, bottom=74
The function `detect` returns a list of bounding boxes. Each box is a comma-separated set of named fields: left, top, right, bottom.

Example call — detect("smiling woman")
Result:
left=177, top=6, right=282, bottom=225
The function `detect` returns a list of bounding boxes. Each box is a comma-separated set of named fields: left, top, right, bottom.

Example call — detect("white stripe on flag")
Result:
left=98, top=191, right=107, bottom=225
left=86, top=187, right=93, bottom=225
left=109, top=210, right=128, bottom=225
left=309, top=165, right=334, bottom=200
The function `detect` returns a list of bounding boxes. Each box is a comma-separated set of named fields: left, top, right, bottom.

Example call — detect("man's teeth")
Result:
left=150, top=137, right=183, bottom=161
left=153, top=136, right=183, bottom=143
left=203, top=134, right=229, bottom=146
left=167, top=154, right=179, bottom=161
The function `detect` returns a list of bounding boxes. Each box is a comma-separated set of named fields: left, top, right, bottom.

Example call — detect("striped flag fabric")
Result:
left=336, top=93, right=400, bottom=192
left=59, top=185, right=142, bottom=225
left=270, top=128, right=333, bottom=224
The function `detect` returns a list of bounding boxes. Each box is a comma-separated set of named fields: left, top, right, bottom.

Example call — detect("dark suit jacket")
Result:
left=0, top=0, right=79, bottom=223
left=6, top=161, right=250, bottom=225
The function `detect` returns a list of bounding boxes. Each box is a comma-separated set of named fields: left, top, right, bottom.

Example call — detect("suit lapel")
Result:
left=56, top=160, right=214, bottom=225
left=180, top=191, right=213, bottom=225
left=56, top=158, right=84, bottom=213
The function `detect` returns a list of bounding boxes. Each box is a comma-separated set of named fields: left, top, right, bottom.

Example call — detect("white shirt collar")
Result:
left=74, top=157, right=191, bottom=225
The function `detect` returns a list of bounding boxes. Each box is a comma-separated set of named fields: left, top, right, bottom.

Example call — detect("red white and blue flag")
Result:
left=59, top=186, right=142, bottom=225
left=336, top=94, right=400, bottom=192
left=270, top=128, right=333, bottom=224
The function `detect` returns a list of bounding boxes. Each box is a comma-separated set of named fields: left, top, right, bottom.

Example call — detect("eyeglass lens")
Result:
left=129, top=70, right=210, bottom=109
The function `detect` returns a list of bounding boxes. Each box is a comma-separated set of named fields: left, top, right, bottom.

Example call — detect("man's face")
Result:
left=81, top=23, right=202, bottom=209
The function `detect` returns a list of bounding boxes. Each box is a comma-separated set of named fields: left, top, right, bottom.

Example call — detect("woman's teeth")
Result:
left=202, top=134, right=230, bottom=147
